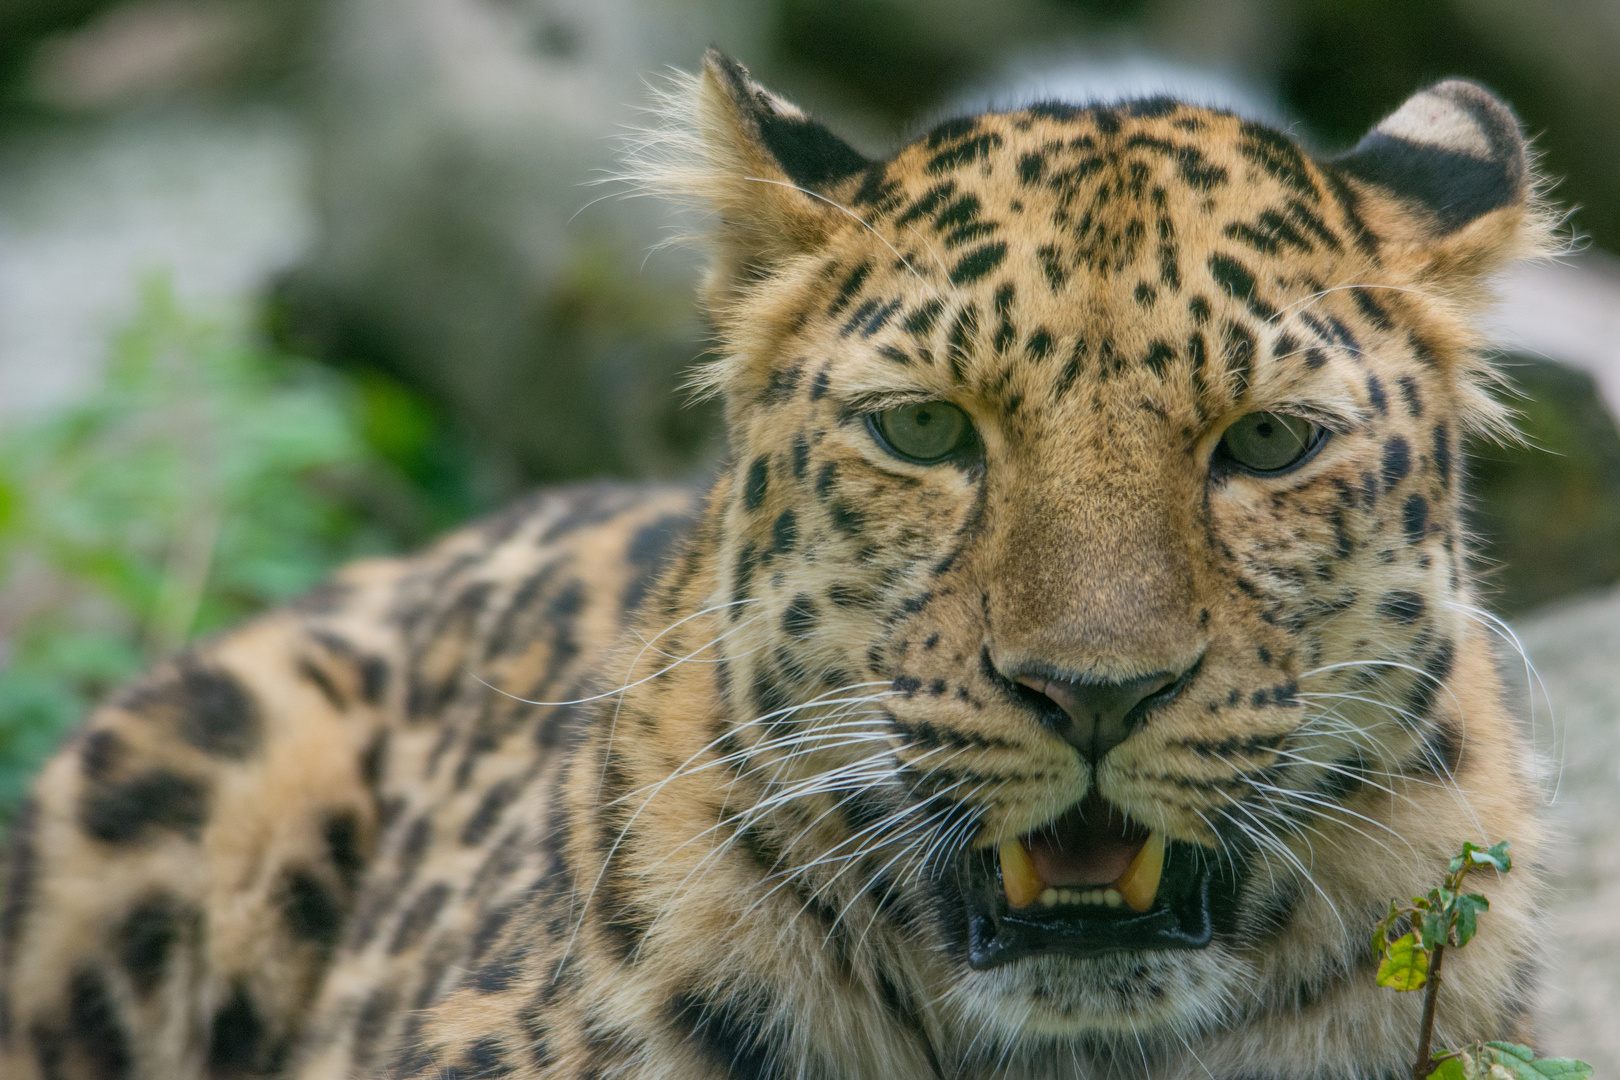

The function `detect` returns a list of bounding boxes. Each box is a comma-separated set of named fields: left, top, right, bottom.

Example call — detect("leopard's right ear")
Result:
left=633, top=50, right=872, bottom=313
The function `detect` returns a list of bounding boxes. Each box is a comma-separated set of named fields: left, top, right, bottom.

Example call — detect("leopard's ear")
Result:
left=637, top=50, right=871, bottom=312
left=1333, top=80, right=1554, bottom=287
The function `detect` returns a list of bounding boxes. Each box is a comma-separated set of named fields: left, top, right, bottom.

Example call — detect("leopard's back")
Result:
left=0, top=482, right=699, bottom=1080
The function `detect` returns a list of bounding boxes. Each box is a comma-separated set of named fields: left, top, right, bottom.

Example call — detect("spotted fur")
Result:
left=1, top=55, right=1555, bottom=1080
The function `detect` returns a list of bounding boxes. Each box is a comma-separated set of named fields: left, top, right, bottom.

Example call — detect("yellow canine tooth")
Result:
left=1115, top=829, right=1165, bottom=913
left=999, top=839, right=1044, bottom=909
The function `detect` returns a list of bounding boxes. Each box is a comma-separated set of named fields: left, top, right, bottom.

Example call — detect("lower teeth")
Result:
left=1038, top=887, right=1124, bottom=908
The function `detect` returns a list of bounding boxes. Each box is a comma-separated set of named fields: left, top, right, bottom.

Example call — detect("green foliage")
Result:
left=1376, top=932, right=1430, bottom=992
left=1371, top=841, right=1591, bottom=1080
left=0, top=279, right=481, bottom=819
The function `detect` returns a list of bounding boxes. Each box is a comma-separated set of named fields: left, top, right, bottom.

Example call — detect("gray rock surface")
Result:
left=0, top=104, right=310, bottom=417
left=278, top=0, right=771, bottom=484
left=1520, top=587, right=1620, bottom=1067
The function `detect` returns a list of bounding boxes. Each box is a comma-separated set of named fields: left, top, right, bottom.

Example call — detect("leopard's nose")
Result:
left=1015, top=667, right=1193, bottom=762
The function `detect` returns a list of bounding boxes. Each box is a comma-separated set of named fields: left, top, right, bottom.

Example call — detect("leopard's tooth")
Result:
left=999, top=839, right=1044, bottom=909
left=1116, top=829, right=1166, bottom=913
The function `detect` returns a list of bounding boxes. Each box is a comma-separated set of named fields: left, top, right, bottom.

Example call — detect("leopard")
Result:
left=0, top=51, right=1558, bottom=1080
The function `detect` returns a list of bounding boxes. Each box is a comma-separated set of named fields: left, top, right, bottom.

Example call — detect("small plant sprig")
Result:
left=1371, top=841, right=1592, bottom=1080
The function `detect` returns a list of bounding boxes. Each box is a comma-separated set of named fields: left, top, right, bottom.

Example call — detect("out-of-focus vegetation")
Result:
left=0, top=280, right=485, bottom=817
left=1470, top=356, right=1620, bottom=616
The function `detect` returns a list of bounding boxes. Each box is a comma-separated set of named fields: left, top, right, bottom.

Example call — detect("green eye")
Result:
left=868, top=401, right=975, bottom=464
left=1217, top=412, right=1323, bottom=474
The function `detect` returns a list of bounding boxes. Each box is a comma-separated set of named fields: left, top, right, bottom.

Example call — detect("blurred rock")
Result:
left=29, top=0, right=266, bottom=109
left=0, top=105, right=311, bottom=418
left=275, top=0, right=771, bottom=486
left=8, top=0, right=316, bottom=109
left=1516, top=586, right=1620, bottom=1070
left=1488, top=253, right=1620, bottom=424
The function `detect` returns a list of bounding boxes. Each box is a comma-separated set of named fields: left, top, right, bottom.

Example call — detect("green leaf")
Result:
left=1482, top=1044, right=1593, bottom=1080
left=1420, top=906, right=1449, bottom=950
left=1427, top=1057, right=1468, bottom=1080
left=1455, top=893, right=1490, bottom=947
left=1376, top=932, right=1428, bottom=991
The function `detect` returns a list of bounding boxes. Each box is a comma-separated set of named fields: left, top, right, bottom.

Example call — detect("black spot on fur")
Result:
left=733, top=543, right=758, bottom=611
left=390, top=881, right=452, bottom=955
left=791, top=436, right=810, bottom=480
left=162, top=665, right=263, bottom=759
left=1398, top=375, right=1423, bottom=416
left=1367, top=374, right=1388, bottom=415
left=1421, top=715, right=1466, bottom=776
left=1208, top=254, right=1276, bottom=320
left=829, top=503, right=864, bottom=536
left=1221, top=321, right=1256, bottom=396
left=927, top=132, right=1004, bottom=175
left=1381, top=437, right=1411, bottom=491
left=1433, top=422, right=1452, bottom=489
left=62, top=967, right=132, bottom=1080
left=1403, top=494, right=1429, bottom=543
left=772, top=511, right=798, bottom=554
left=1143, top=340, right=1175, bottom=376
left=1237, top=122, right=1317, bottom=198
left=462, top=777, right=522, bottom=846
left=672, top=990, right=786, bottom=1080
left=350, top=987, right=398, bottom=1070
left=827, top=262, right=871, bottom=317
left=1377, top=591, right=1426, bottom=624
left=814, top=462, right=838, bottom=500
left=949, top=242, right=1008, bottom=285
left=1405, top=639, right=1456, bottom=724
left=80, top=769, right=209, bottom=844
left=208, top=983, right=267, bottom=1076
left=323, top=811, right=364, bottom=891
left=623, top=512, right=695, bottom=613
left=444, top=1037, right=515, bottom=1080
left=783, top=595, right=818, bottom=639
left=470, top=947, right=523, bottom=994
left=357, top=656, right=389, bottom=706
left=903, top=299, right=945, bottom=336
left=1351, top=287, right=1393, bottom=330
left=118, top=894, right=189, bottom=996
left=761, top=361, right=804, bottom=405
left=282, top=869, right=344, bottom=948
left=297, top=659, right=344, bottom=710
left=744, top=458, right=769, bottom=512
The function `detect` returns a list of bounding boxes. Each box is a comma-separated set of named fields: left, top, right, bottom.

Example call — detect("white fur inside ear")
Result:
left=1374, top=89, right=1492, bottom=158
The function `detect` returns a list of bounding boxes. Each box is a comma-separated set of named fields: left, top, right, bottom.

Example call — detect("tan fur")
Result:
left=1, top=55, right=1553, bottom=1080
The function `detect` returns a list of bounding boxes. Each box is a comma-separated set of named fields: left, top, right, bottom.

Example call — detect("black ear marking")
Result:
left=1333, top=80, right=1529, bottom=233
left=705, top=50, right=870, bottom=192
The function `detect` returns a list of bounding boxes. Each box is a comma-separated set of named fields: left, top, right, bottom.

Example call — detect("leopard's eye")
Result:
left=1216, top=412, right=1324, bottom=474
left=868, top=401, right=975, bottom=464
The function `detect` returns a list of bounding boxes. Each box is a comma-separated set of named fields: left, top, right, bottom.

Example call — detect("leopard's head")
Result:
left=641, top=52, right=1550, bottom=1054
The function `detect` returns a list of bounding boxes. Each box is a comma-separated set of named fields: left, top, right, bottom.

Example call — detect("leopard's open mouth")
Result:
left=961, top=795, right=1217, bottom=969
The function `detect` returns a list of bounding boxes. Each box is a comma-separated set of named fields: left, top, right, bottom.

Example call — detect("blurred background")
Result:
left=0, top=0, right=1617, bottom=1062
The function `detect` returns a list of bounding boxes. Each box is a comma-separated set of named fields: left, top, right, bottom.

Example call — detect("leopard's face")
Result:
left=670, top=59, right=1537, bottom=1049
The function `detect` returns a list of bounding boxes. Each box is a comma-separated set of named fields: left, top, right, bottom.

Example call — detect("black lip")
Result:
left=962, top=842, right=1218, bottom=970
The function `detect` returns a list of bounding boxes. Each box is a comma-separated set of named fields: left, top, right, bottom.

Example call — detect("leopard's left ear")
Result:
left=1334, top=80, right=1554, bottom=285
